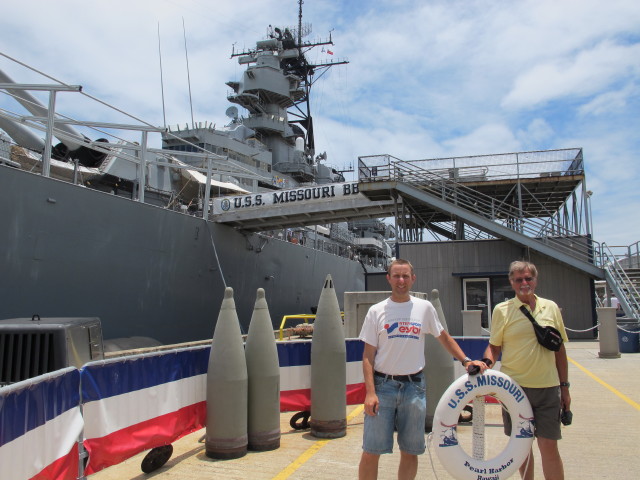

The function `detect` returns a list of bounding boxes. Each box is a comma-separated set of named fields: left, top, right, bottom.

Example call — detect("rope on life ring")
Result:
left=433, top=370, right=534, bottom=480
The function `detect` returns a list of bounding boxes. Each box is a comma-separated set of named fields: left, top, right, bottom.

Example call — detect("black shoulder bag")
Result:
left=519, top=305, right=563, bottom=352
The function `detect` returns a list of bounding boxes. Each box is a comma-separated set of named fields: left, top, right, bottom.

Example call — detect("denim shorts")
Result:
left=362, top=375, right=426, bottom=455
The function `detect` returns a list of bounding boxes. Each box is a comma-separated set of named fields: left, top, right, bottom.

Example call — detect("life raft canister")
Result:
left=432, top=370, right=534, bottom=480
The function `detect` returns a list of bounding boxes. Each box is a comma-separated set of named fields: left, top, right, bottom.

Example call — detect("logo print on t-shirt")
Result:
left=384, top=322, right=399, bottom=333
left=385, top=321, right=421, bottom=339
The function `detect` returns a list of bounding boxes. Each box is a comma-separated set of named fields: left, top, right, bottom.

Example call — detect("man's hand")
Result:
left=466, top=358, right=491, bottom=375
left=364, top=392, right=379, bottom=416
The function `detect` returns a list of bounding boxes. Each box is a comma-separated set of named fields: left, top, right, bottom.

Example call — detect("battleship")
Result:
left=0, top=4, right=394, bottom=346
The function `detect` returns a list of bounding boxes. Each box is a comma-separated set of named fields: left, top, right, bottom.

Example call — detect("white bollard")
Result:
left=462, top=310, right=482, bottom=337
left=597, top=307, right=621, bottom=359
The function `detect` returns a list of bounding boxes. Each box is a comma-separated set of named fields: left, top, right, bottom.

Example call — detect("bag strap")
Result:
left=519, top=305, right=539, bottom=325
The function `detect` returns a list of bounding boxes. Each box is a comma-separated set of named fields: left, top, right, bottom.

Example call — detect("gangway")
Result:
left=211, top=181, right=396, bottom=232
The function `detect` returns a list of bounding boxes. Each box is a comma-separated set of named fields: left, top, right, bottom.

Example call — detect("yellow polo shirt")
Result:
left=489, top=295, right=568, bottom=388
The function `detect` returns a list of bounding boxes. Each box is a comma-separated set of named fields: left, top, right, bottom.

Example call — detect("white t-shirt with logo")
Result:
left=359, top=296, right=443, bottom=375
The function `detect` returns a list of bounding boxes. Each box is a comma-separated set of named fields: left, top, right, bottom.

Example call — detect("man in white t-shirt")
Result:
left=358, top=259, right=487, bottom=480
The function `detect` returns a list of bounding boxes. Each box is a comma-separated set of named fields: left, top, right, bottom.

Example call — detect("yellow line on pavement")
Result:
left=273, top=405, right=365, bottom=480
left=568, top=357, right=640, bottom=411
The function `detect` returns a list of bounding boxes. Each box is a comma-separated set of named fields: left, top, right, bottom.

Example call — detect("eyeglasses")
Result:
left=512, top=277, right=535, bottom=283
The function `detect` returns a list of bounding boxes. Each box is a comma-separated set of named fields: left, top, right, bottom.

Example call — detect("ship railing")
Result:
left=160, top=148, right=270, bottom=183
left=358, top=148, right=584, bottom=183
left=602, top=241, right=640, bottom=269
left=0, top=78, right=268, bottom=210
left=15, top=119, right=265, bottom=185
left=330, top=223, right=356, bottom=243
left=358, top=149, right=597, bottom=269
left=348, top=218, right=389, bottom=232
left=242, top=112, right=288, bottom=130
left=419, top=219, right=497, bottom=242
left=98, top=142, right=262, bottom=208
left=353, top=236, right=386, bottom=250
left=0, top=132, right=13, bottom=160
left=4, top=115, right=263, bottom=203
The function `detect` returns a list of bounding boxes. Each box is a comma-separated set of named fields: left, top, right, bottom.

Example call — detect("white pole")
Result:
left=203, top=156, right=213, bottom=219
left=138, top=131, right=148, bottom=203
left=42, top=91, right=56, bottom=177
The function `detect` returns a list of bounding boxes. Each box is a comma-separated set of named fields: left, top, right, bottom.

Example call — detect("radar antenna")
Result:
left=225, top=106, right=239, bottom=121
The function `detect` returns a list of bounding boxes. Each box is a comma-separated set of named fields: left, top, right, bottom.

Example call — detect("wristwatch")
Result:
left=559, top=382, right=570, bottom=388
left=461, top=356, right=472, bottom=366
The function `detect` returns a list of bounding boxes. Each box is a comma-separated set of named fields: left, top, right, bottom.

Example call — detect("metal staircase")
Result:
left=358, top=149, right=602, bottom=276
left=358, top=149, right=640, bottom=320
left=600, top=243, right=640, bottom=321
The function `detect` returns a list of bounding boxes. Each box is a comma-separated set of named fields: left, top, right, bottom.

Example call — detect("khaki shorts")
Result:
left=502, top=386, right=561, bottom=440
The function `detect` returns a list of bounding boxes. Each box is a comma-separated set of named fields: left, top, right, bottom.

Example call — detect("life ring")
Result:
left=433, top=370, right=534, bottom=480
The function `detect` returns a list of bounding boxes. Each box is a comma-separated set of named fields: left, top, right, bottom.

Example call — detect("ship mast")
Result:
left=297, top=0, right=303, bottom=51
left=229, top=1, right=347, bottom=159
left=287, top=0, right=348, bottom=155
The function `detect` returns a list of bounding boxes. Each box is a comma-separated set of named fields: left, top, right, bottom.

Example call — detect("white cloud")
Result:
left=578, top=84, right=637, bottom=116
left=1, top=0, right=639, bottom=247
left=443, top=123, right=521, bottom=157
left=502, top=41, right=640, bottom=110
left=517, top=118, right=554, bottom=147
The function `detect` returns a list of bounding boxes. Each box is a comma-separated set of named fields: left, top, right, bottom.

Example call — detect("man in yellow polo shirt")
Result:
left=483, top=260, right=570, bottom=480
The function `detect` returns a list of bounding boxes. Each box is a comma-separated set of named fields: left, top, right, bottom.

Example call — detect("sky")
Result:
left=1, top=0, right=639, bottom=249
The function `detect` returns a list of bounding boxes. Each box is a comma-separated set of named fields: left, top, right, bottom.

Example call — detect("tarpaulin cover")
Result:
left=0, top=368, right=83, bottom=480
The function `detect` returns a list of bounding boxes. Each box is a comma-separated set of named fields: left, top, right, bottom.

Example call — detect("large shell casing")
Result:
left=206, top=287, right=248, bottom=459
left=246, top=288, right=281, bottom=451
left=310, top=275, right=347, bottom=438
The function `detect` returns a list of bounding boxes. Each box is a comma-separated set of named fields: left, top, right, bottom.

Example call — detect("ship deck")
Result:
left=90, top=340, right=640, bottom=479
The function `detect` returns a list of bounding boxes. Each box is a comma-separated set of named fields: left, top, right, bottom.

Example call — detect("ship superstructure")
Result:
left=0, top=4, right=393, bottom=346
left=162, top=14, right=348, bottom=192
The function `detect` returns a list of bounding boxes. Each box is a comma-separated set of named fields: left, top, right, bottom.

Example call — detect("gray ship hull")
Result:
left=0, top=165, right=367, bottom=344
